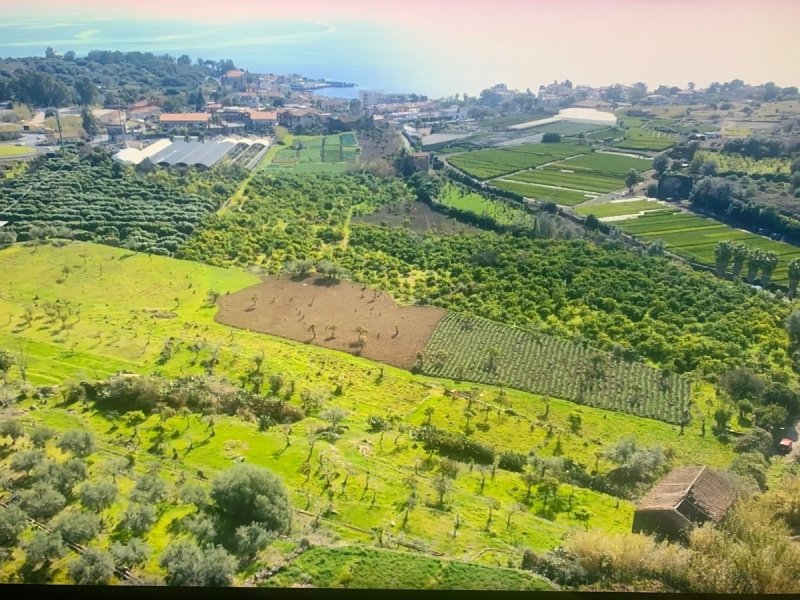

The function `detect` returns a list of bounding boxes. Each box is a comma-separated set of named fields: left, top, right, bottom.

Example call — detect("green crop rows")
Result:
left=490, top=179, right=595, bottom=205
left=419, top=313, right=691, bottom=424
left=614, top=128, right=675, bottom=152
left=507, top=169, right=623, bottom=193
left=551, top=152, right=652, bottom=177
left=617, top=212, right=800, bottom=284
left=575, top=200, right=679, bottom=218
left=447, top=143, right=585, bottom=181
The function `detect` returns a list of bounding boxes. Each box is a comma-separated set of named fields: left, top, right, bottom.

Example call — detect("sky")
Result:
left=3, top=0, right=799, bottom=97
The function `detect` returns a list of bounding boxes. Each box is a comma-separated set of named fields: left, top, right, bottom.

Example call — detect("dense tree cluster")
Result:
left=0, top=150, right=243, bottom=255
left=0, top=50, right=236, bottom=108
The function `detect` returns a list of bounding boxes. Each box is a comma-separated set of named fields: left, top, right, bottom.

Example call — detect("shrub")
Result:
left=210, top=464, right=292, bottom=532
left=411, top=425, right=495, bottom=464
left=498, top=451, right=527, bottom=472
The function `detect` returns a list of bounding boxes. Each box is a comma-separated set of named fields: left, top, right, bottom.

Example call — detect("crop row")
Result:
left=419, top=313, right=691, bottom=424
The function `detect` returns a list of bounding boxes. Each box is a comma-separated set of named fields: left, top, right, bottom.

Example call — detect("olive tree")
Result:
left=56, top=429, right=95, bottom=457
left=0, top=506, right=27, bottom=547
left=68, top=547, right=115, bottom=584
left=20, top=483, right=66, bottom=520
left=210, top=464, right=291, bottom=533
left=79, top=480, right=118, bottom=511
left=53, top=509, right=101, bottom=545
left=110, top=538, right=150, bottom=570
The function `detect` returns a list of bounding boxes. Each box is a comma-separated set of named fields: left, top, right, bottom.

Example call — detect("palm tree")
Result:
left=713, top=240, right=734, bottom=278
left=731, top=242, right=749, bottom=279
left=760, top=251, right=779, bottom=288
left=746, top=248, right=763, bottom=284
left=788, top=258, right=800, bottom=299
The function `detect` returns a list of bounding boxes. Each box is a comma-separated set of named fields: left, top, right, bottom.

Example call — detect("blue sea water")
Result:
left=0, top=18, right=439, bottom=97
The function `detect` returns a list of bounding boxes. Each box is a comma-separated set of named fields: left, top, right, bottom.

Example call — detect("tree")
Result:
left=787, top=310, right=800, bottom=347
left=0, top=419, right=24, bottom=445
left=202, top=545, right=238, bottom=586
left=81, top=107, right=99, bottom=139
left=753, top=404, right=789, bottom=434
left=29, top=425, right=55, bottom=448
left=538, top=476, right=560, bottom=511
left=731, top=452, right=769, bottom=491
left=433, top=473, right=453, bottom=506
left=730, top=242, right=749, bottom=279
left=521, top=471, right=538, bottom=503
left=506, top=502, right=524, bottom=530
left=719, top=368, right=764, bottom=401
left=20, top=483, right=66, bottom=520
left=235, top=523, right=274, bottom=561
left=652, top=154, right=670, bottom=176
left=68, top=547, right=115, bottom=585
left=713, top=407, right=733, bottom=433
left=79, top=480, right=118, bottom=511
left=120, top=503, right=157, bottom=535
left=178, top=482, right=208, bottom=507
left=762, top=383, right=800, bottom=416
left=788, top=258, right=800, bottom=299
left=0, top=506, right=27, bottom=547
left=57, top=429, right=95, bottom=457
left=0, top=351, right=13, bottom=383
left=713, top=240, right=734, bottom=278
left=53, top=509, right=101, bottom=544
left=110, top=538, right=150, bottom=570
left=210, top=464, right=292, bottom=532
left=74, top=77, right=98, bottom=107
left=542, top=132, right=562, bottom=143
left=10, top=448, right=45, bottom=476
left=746, top=248, right=762, bottom=284
left=572, top=507, right=592, bottom=530
left=131, top=473, right=167, bottom=504
left=759, top=250, right=779, bottom=287
left=733, top=427, right=773, bottom=457
left=159, top=538, right=205, bottom=586
left=625, top=169, right=642, bottom=194
left=321, top=406, right=347, bottom=431
left=23, top=531, right=65, bottom=567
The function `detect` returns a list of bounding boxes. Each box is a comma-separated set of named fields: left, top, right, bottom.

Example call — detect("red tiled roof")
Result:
left=159, top=113, right=211, bottom=123
left=248, top=111, right=278, bottom=121
left=225, top=69, right=246, bottom=78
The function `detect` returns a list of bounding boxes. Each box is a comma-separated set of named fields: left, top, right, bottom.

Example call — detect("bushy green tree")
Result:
left=23, top=531, right=65, bottom=567
left=130, top=473, right=167, bottom=504
left=29, top=425, right=55, bottom=448
left=0, top=419, right=24, bottom=445
left=120, top=503, right=156, bottom=536
left=9, top=449, right=45, bottom=476
left=53, top=509, right=101, bottom=545
left=56, top=429, right=95, bottom=457
left=159, top=539, right=237, bottom=586
left=210, top=464, right=291, bottom=533
left=0, top=506, right=27, bottom=547
left=20, top=483, right=66, bottom=520
left=234, top=523, right=274, bottom=561
left=110, top=538, right=150, bottom=570
left=68, top=547, right=115, bottom=584
left=79, top=480, right=118, bottom=511
left=733, top=427, right=773, bottom=457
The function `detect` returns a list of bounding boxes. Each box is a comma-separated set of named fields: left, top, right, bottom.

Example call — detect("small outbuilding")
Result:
left=632, top=466, right=737, bottom=541
left=778, top=438, right=793, bottom=454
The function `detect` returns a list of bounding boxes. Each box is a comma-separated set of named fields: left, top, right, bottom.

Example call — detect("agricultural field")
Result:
left=551, top=152, right=653, bottom=177
left=435, top=182, right=536, bottom=227
left=614, top=127, right=676, bottom=152
left=447, top=143, right=585, bottom=180
left=527, top=121, right=605, bottom=137
left=0, top=151, right=242, bottom=255
left=693, top=150, right=793, bottom=176
left=575, top=199, right=679, bottom=219
left=0, top=241, right=741, bottom=584
left=419, top=314, right=691, bottom=424
left=616, top=212, right=800, bottom=284
left=490, top=179, right=595, bottom=206
left=215, top=275, right=446, bottom=370
left=506, top=169, right=624, bottom=193
left=263, top=134, right=360, bottom=174
left=0, top=144, right=35, bottom=158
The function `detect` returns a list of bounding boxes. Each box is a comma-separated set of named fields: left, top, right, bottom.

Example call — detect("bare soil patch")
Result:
left=353, top=201, right=480, bottom=234
left=215, top=276, right=447, bottom=369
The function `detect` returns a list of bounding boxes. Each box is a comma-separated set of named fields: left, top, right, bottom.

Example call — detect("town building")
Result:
left=158, top=113, right=211, bottom=132
left=246, top=110, right=279, bottom=132
left=222, top=69, right=248, bottom=91
left=632, top=466, right=737, bottom=540
left=278, top=107, right=320, bottom=129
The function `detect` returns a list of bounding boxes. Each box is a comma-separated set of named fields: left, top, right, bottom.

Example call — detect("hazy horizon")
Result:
left=3, top=0, right=798, bottom=97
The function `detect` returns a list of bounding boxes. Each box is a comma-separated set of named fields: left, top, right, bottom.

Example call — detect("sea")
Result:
left=0, top=18, right=443, bottom=98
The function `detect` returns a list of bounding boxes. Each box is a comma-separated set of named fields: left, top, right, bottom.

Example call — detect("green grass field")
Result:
left=694, top=150, right=793, bottom=176
left=490, top=179, right=596, bottom=206
left=0, top=144, right=35, bottom=158
left=507, top=169, right=624, bottom=194
left=575, top=199, right=679, bottom=218
left=266, top=546, right=552, bottom=589
left=0, top=242, right=736, bottom=568
left=436, top=183, right=535, bottom=227
left=527, top=122, right=606, bottom=136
